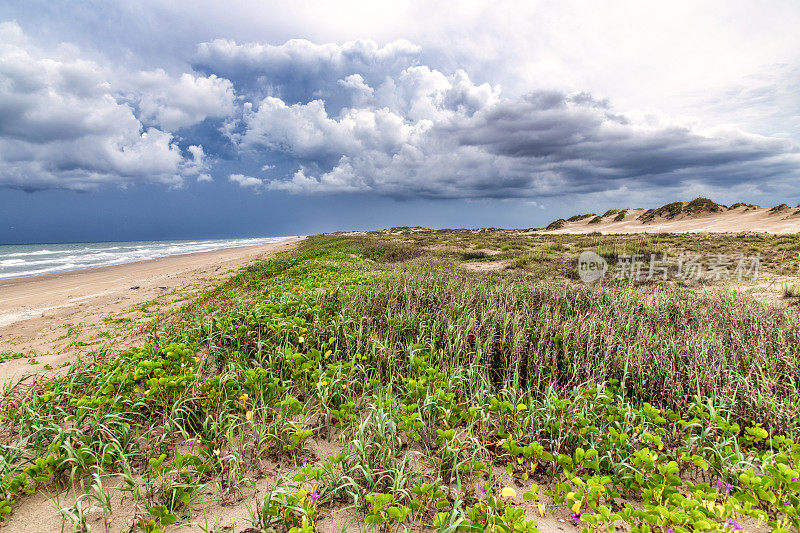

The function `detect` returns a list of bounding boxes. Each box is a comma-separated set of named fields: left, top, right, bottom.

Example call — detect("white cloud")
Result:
left=195, top=37, right=420, bottom=78
left=132, top=70, right=236, bottom=130
left=183, top=144, right=212, bottom=182
left=240, top=97, right=428, bottom=161
left=0, top=22, right=229, bottom=191
left=228, top=173, right=264, bottom=189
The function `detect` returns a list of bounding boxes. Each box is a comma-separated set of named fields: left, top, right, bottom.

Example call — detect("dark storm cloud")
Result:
left=193, top=38, right=421, bottom=106
left=445, top=92, right=798, bottom=194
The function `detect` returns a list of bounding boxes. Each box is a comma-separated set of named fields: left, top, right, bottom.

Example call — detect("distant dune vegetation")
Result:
left=545, top=197, right=800, bottom=234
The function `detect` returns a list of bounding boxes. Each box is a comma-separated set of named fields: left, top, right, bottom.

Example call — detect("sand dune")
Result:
left=544, top=204, right=800, bottom=234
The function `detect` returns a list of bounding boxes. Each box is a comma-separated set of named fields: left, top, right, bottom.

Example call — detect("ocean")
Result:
left=0, top=236, right=298, bottom=280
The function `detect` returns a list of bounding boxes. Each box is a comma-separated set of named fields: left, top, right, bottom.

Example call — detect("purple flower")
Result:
left=311, top=491, right=319, bottom=502
left=716, top=479, right=723, bottom=491
left=480, top=487, right=488, bottom=496
left=792, top=477, right=798, bottom=482
left=188, top=439, right=194, bottom=450
left=725, top=518, right=742, bottom=531
left=571, top=513, right=582, bottom=522
left=783, top=501, right=790, bottom=506
left=666, top=529, right=675, bottom=533
left=234, top=325, right=239, bottom=330
left=301, top=458, right=307, bottom=466
left=136, top=380, right=145, bottom=391
left=725, top=483, right=734, bottom=494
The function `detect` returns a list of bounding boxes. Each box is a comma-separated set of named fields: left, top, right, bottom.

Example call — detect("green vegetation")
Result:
left=567, top=214, right=595, bottom=223
left=2, top=233, right=800, bottom=532
left=0, top=352, right=26, bottom=364
left=639, top=197, right=723, bottom=222
left=550, top=197, right=729, bottom=227
left=785, top=284, right=800, bottom=298
left=103, top=317, right=132, bottom=324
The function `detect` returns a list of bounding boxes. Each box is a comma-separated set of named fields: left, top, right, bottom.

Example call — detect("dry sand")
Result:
left=544, top=205, right=800, bottom=234
left=0, top=238, right=301, bottom=388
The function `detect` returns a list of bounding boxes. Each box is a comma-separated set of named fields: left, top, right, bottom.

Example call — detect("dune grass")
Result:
left=1, top=233, right=799, bottom=532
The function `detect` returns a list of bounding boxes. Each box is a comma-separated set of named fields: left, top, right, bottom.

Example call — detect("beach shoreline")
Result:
left=0, top=237, right=302, bottom=386
left=0, top=236, right=300, bottom=280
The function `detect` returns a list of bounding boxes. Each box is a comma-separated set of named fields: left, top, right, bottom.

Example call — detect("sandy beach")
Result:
left=0, top=237, right=301, bottom=387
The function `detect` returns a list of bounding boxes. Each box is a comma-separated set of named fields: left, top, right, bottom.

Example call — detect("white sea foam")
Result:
left=0, top=236, right=298, bottom=280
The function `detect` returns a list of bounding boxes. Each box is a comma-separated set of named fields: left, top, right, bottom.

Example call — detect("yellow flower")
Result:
left=341, top=384, right=347, bottom=390
left=324, top=350, right=332, bottom=358
left=571, top=500, right=582, bottom=513
left=537, top=502, right=546, bottom=517
left=213, top=448, right=220, bottom=456
left=500, top=487, right=517, bottom=499
left=246, top=410, right=253, bottom=421
left=298, top=336, right=305, bottom=343
left=321, top=380, right=328, bottom=386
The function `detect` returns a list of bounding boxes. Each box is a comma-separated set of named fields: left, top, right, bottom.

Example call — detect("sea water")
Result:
left=0, top=236, right=297, bottom=279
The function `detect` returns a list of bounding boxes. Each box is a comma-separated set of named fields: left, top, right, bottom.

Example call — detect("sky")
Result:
left=1, top=0, right=799, bottom=243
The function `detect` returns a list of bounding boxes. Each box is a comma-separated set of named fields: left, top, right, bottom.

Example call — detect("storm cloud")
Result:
left=212, top=39, right=798, bottom=199
left=1, top=23, right=798, bottom=199
left=0, top=22, right=225, bottom=191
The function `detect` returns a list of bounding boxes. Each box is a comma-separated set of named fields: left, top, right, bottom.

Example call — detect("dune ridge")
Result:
left=544, top=198, right=800, bottom=234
